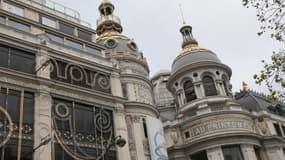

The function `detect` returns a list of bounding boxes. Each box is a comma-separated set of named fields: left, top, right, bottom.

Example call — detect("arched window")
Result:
left=202, top=76, right=217, bottom=96
left=183, top=80, right=196, bottom=103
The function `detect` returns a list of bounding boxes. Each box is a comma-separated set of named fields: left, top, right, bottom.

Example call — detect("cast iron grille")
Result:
left=52, top=98, right=116, bottom=160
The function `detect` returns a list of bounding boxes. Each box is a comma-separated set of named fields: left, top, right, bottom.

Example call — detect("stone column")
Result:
left=241, top=144, right=258, bottom=160
left=33, top=87, right=52, bottom=160
left=33, top=49, right=52, bottom=160
left=126, top=83, right=136, bottom=101
left=114, top=104, right=131, bottom=160
left=207, top=147, right=224, bottom=160
left=110, top=72, right=123, bottom=97
left=264, top=146, right=285, bottom=160
left=132, top=116, right=146, bottom=160
left=35, top=49, right=50, bottom=79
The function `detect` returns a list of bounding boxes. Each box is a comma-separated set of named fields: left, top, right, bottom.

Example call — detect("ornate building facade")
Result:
left=0, top=0, right=284, bottom=160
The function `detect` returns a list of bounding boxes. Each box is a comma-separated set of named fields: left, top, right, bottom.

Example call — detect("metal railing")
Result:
left=96, top=14, right=121, bottom=26
left=16, top=0, right=92, bottom=28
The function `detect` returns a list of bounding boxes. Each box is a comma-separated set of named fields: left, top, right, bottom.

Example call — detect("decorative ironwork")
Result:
left=50, top=58, right=111, bottom=94
left=52, top=98, right=116, bottom=160
left=0, top=87, right=34, bottom=160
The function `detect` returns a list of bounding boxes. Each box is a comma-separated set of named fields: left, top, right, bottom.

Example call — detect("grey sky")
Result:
left=55, top=0, right=282, bottom=93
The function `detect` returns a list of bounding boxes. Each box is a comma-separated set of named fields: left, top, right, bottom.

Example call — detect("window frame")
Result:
left=202, top=75, right=218, bottom=96
left=183, top=80, right=197, bottom=103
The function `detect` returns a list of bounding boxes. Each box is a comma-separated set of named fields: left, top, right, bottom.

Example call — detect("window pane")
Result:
left=8, top=19, right=30, bottom=32
left=222, top=145, right=244, bottom=160
left=78, top=30, right=92, bottom=41
left=85, top=46, right=101, bottom=55
left=41, top=16, right=57, bottom=28
left=184, top=80, right=196, bottom=102
left=203, top=76, right=217, bottom=96
left=66, top=39, right=82, bottom=50
left=10, top=48, right=35, bottom=74
left=0, top=44, right=9, bottom=68
left=59, top=22, right=74, bottom=35
left=0, top=16, right=5, bottom=24
left=47, top=33, right=64, bottom=44
left=190, top=150, right=208, bottom=160
left=274, top=123, right=282, bottom=136
left=3, top=2, right=24, bottom=16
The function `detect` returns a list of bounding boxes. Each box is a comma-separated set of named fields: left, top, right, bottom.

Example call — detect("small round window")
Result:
left=128, top=41, right=138, bottom=51
left=105, top=39, right=117, bottom=48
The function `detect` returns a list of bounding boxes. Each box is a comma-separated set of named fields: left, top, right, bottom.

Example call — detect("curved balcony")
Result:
left=96, top=15, right=121, bottom=26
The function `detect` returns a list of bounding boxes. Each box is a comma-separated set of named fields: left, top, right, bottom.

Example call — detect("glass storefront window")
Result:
left=66, top=39, right=82, bottom=50
left=0, top=16, right=5, bottom=24
left=8, top=20, right=30, bottom=32
left=222, top=145, right=244, bottom=160
left=0, top=44, right=35, bottom=74
left=2, top=2, right=24, bottom=17
left=41, top=16, right=57, bottom=28
left=85, top=46, right=101, bottom=55
left=46, top=33, right=64, bottom=44
left=78, top=30, right=92, bottom=41
left=0, top=87, right=34, bottom=160
left=190, top=150, right=208, bottom=160
left=59, top=22, right=74, bottom=36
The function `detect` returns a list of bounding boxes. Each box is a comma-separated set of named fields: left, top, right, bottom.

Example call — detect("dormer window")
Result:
left=203, top=76, right=217, bottom=96
left=183, top=80, right=196, bottom=103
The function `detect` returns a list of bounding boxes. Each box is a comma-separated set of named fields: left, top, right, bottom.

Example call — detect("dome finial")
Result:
left=178, top=4, right=198, bottom=49
left=96, top=0, right=123, bottom=36
left=242, top=81, right=249, bottom=92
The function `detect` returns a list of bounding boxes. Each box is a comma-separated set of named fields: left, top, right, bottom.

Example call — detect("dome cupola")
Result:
left=167, top=21, right=233, bottom=112
left=96, top=0, right=123, bottom=35
left=180, top=23, right=198, bottom=49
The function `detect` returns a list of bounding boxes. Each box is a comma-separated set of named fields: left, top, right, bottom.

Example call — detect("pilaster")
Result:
left=207, top=147, right=224, bottom=160
left=35, top=49, right=50, bottom=79
left=132, top=116, right=146, bottom=160
left=241, top=144, right=258, bottom=160
left=33, top=86, right=52, bottom=160
left=264, top=146, right=285, bottom=160
left=114, top=103, right=131, bottom=160
left=110, top=72, right=123, bottom=97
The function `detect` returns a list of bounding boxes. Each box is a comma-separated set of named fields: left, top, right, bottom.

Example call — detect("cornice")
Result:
left=124, top=101, right=159, bottom=117
left=0, top=68, right=126, bottom=104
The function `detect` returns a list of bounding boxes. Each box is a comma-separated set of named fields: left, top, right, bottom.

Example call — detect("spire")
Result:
left=96, top=0, right=123, bottom=36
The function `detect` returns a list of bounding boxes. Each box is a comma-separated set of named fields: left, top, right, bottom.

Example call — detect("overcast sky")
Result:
left=55, top=0, right=282, bottom=93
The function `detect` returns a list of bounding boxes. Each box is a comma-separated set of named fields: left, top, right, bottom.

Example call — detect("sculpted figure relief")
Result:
left=170, top=128, right=178, bottom=144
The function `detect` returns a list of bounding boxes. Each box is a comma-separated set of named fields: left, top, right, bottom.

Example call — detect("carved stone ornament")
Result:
left=170, top=128, right=178, bottom=144
left=255, top=117, right=270, bottom=136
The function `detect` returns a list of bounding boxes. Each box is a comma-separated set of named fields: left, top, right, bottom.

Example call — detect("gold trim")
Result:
left=17, top=90, right=24, bottom=160
left=176, top=44, right=211, bottom=59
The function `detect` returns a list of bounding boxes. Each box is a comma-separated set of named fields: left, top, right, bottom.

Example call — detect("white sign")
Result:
left=146, top=116, right=168, bottom=160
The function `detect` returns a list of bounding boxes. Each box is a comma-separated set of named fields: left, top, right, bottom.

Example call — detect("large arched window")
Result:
left=183, top=80, right=197, bottom=103
left=202, top=76, right=217, bottom=96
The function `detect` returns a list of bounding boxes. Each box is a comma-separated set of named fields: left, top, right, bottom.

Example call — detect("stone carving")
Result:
left=126, top=115, right=137, bottom=160
left=119, top=61, right=148, bottom=77
left=186, top=118, right=254, bottom=139
left=170, top=128, right=179, bottom=144
left=255, top=117, right=270, bottom=136
left=134, top=83, right=153, bottom=105
left=143, top=139, right=150, bottom=154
